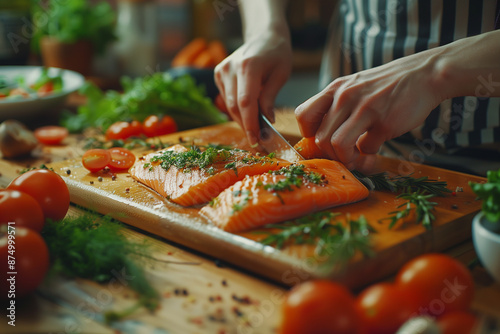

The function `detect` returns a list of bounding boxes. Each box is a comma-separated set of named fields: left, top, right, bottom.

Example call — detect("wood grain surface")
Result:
left=0, top=110, right=499, bottom=334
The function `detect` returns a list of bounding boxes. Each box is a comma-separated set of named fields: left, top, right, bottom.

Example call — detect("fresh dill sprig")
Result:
left=42, top=214, right=160, bottom=322
left=381, top=190, right=438, bottom=230
left=351, top=170, right=449, bottom=229
left=255, top=212, right=374, bottom=267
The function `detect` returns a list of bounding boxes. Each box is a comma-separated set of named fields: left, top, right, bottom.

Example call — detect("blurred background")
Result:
left=0, top=0, right=335, bottom=107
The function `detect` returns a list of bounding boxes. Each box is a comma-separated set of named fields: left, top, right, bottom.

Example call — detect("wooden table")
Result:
left=1, top=109, right=499, bottom=334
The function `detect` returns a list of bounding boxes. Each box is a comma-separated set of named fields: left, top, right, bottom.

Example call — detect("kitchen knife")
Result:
left=258, top=113, right=375, bottom=189
left=258, top=113, right=304, bottom=163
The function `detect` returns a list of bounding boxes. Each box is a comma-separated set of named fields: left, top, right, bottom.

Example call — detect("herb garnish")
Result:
left=256, top=212, right=374, bottom=267
left=263, top=164, right=326, bottom=193
left=147, top=145, right=276, bottom=174
left=381, top=190, right=438, bottom=230
left=352, top=171, right=450, bottom=229
left=42, top=214, right=160, bottom=322
left=231, top=190, right=252, bottom=214
left=352, top=171, right=451, bottom=197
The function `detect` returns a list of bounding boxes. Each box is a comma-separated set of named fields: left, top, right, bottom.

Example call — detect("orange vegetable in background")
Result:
left=171, top=38, right=228, bottom=69
left=207, top=40, right=228, bottom=65
left=171, top=38, right=208, bottom=68
left=192, top=50, right=215, bottom=68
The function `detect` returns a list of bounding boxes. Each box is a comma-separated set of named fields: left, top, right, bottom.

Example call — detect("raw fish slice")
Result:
left=294, top=137, right=329, bottom=159
left=130, top=144, right=288, bottom=206
left=200, top=159, right=369, bottom=232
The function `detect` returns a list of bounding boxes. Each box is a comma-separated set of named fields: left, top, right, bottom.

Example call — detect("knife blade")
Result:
left=258, top=113, right=304, bottom=163
left=257, top=113, right=375, bottom=189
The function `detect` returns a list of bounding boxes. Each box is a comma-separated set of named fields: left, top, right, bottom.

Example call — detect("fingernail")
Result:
left=265, top=108, right=275, bottom=123
left=246, top=131, right=258, bottom=146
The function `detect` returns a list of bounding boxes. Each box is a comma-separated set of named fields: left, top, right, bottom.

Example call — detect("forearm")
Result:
left=434, top=30, right=500, bottom=99
left=239, top=0, right=289, bottom=41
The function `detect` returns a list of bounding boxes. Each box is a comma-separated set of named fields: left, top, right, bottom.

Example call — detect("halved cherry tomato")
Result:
left=0, top=190, right=45, bottom=232
left=436, top=310, right=478, bottom=334
left=280, top=280, right=362, bottom=334
left=106, top=120, right=143, bottom=140
left=1, top=226, right=50, bottom=298
left=395, top=253, right=474, bottom=317
left=82, top=149, right=111, bottom=173
left=34, top=125, right=68, bottom=145
left=142, top=115, right=177, bottom=137
left=7, top=169, right=70, bottom=221
left=107, top=147, right=136, bottom=171
left=356, top=282, right=420, bottom=334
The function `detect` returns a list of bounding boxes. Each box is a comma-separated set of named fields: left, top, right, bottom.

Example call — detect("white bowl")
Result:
left=472, top=212, right=500, bottom=282
left=0, top=66, right=85, bottom=121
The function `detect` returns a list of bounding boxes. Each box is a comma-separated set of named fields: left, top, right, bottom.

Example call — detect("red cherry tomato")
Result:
left=280, top=280, right=362, bottom=334
left=7, top=169, right=70, bottom=221
left=436, top=310, right=478, bottom=334
left=356, top=282, right=420, bottom=334
left=142, top=115, right=177, bottom=137
left=106, top=121, right=143, bottom=140
left=37, top=82, right=54, bottom=96
left=82, top=149, right=111, bottom=173
left=0, top=190, right=45, bottom=232
left=0, top=226, right=50, bottom=298
left=34, top=125, right=68, bottom=145
left=395, top=254, right=474, bottom=317
left=107, top=147, right=136, bottom=171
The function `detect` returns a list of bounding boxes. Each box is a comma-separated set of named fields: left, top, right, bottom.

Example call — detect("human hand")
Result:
left=214, top=31, right=292, bottom=145
left=295, top=50, right=444, bottom=169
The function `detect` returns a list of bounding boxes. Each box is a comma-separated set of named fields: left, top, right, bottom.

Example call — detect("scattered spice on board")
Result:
left=232, top=294, right=252, bottom=305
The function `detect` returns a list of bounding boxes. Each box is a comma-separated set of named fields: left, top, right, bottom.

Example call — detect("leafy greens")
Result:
left=61, top=73, right=227, bottom=132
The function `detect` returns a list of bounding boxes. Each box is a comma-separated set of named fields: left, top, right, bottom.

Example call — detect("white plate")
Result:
left=0, top=66, right=85, bottom=121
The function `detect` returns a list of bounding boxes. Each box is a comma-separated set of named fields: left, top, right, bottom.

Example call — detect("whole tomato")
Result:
left=0, top=226, right=50, bottom=298
left=395, top=254, right=474, bottom=317
left=7, top=169, right=70, bottom=221
left=0, top=190, right=45, bottom=232
left=142, top=115, right=177, bottom=137
left=280, top=280, right=362, bottom=334
left=106, top=121, right=143, bottom=140
left=436, top=310, right=478, bottom=334
left=356, top=282, right=420, bottom=334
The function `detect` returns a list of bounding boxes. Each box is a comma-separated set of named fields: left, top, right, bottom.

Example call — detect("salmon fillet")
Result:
left=200, top=159, right=369, bottom=232
left=129, top=144, right=288, bottom=206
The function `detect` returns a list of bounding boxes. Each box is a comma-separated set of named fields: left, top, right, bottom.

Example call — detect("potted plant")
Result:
left=32, top=0, right=116, bottom=75
left=470, top=169, right=500, bottom=282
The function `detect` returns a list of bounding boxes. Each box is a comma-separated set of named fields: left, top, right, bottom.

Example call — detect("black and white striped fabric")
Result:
left=320, top=0, right=500, bottom=151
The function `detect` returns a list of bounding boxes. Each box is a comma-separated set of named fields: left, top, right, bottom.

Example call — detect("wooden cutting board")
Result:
left=30, top=122, right=484, bottom=288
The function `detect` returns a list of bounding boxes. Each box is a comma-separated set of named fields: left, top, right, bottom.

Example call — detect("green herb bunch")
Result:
left=32, top=0, right=116, bottom=54
left=470, top=169, right=500, bottom=223
left=42, top=214, right=159, bottom=318
left=61, top=73, right=227, bottom=132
